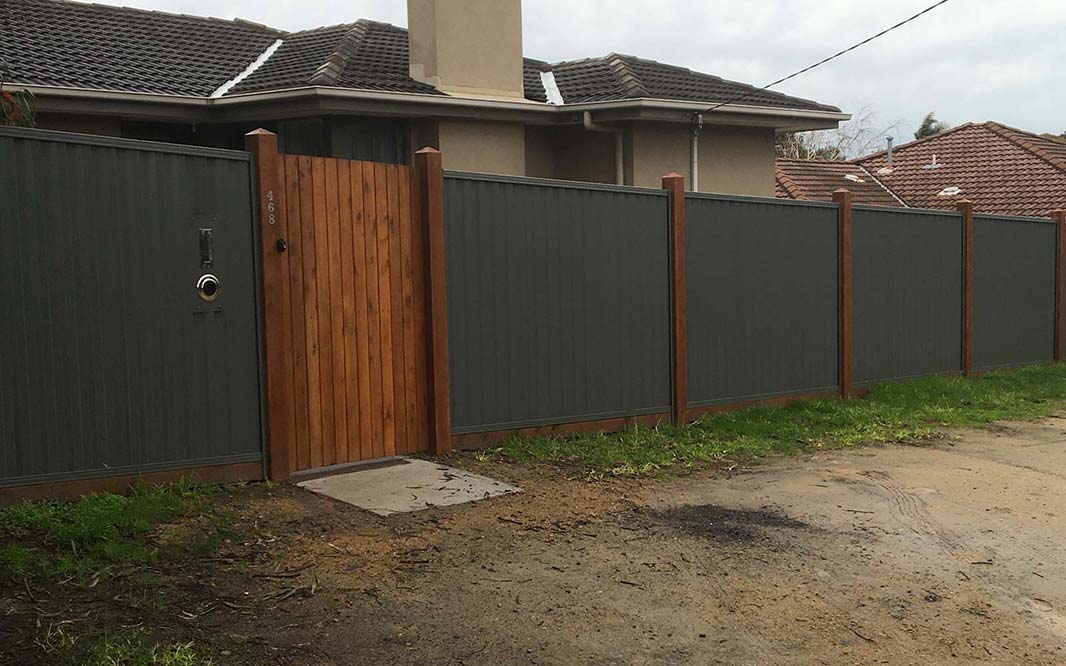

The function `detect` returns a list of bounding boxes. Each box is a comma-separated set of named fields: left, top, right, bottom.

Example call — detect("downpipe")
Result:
left=690, top=113, right=703, bottom=192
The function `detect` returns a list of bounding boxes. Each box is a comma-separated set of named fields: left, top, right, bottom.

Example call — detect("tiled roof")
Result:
left=538, top=54, right=838, bottom=111
left=612, top=55, right=838, bottom=111
left=0, top=0, right=840, bottom=114
left=856, top=122, right=1066, bottom=218
left=0, top=0, right=281, bottom=96
left=775, top=158, right=904, bottom=208
left=229, top=20, right=441, bottom=96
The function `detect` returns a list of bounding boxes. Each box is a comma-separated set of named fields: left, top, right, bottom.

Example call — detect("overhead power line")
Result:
left=697, top=0, right=952, bottom=116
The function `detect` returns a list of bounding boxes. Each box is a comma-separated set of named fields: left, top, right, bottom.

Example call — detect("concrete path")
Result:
left=297, top=457, right=519, bottom=515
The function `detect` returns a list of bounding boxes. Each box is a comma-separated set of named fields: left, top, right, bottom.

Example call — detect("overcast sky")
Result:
left=100, top=0, right=1064, bottom=144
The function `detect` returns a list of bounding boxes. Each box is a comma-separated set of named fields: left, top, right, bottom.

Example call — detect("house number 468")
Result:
left=266, top=190, right=277, bottom=225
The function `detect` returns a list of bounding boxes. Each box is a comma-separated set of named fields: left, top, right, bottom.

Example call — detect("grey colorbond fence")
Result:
left=685, top=195, right=839, bottom=407
left=852, top=206, right=963, bottom=384
left=0, top=127, right=264, bottom=488
left=443, top=173, right=672, bottom=433
left=974, top=215, right=1057, bottom=370
left=6, top=126, right=1066, bottom=493
left=439, top=173, right=1065, bottom=440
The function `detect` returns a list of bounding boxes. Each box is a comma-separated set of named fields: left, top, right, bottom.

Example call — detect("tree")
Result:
left=776, top=105, right=902, bottom=161
left=0, top=58, right=35, bottom=128
left=914, top=112, right=947, bottom=140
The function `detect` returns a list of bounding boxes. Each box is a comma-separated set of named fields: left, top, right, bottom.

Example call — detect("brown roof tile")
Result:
left=775, top=158, right=904, bottom=207
left=856, top=122, right=1066, bottom=218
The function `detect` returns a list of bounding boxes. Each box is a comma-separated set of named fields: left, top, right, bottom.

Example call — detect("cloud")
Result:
left=92, top=0, right=1066, bottom=138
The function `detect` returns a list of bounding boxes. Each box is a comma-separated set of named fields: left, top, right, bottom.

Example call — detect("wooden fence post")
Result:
left=833, top=189, right=854, bottom=399
left=662, top=173, right=687, bottom=425
left=957, top=199, right=975, bottom=376
left=245, top=129, right=291, bottom=481
left=1054, top=209, right=1066, bottom=363
left=414, top=148, right=452, bottom=455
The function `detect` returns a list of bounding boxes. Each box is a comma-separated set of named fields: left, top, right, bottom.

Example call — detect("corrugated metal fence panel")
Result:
left=686, top=195, right=839, bottom=407
left=853, top=207, right=963, bottom=383
left=444, top=173, right=672, bottom=433
left=974, top=215, right=1056, bottom=370
left=0, top=127, right=263, bottom=486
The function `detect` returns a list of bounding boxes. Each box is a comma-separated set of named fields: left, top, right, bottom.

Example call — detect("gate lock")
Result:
left=197, top=274, right=221, bottom=302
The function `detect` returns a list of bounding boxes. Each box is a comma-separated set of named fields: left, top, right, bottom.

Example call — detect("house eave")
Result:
left=15, top=83, right=848, bottom=130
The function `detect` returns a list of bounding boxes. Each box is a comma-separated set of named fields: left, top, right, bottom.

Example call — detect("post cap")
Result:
left=415, top=146, right=442, bottom=154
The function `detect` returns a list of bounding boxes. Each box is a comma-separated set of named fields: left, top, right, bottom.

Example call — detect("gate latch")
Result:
left=199, top=228, right=214, bottom=269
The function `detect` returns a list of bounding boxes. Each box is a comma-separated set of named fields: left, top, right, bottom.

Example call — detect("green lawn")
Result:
left=0, top=477, right=219, bottom=581
left=0, top=478, right=238, bottom=665
left=492, top=364, right=1066, bottom=476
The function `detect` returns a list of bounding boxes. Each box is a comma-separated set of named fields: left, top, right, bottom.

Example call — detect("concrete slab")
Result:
left=297, top=458, right=520, bottom=516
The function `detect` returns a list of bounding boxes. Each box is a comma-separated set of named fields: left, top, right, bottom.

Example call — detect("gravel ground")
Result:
left=6, top=416, right=1066, bottom=665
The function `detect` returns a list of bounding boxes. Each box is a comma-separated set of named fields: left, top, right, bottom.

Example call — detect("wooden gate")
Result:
left=247, top=131, right=450, bottom=479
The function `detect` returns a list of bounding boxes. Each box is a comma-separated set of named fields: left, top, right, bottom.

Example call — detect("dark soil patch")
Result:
left=650, top=503, right=810, bottom=543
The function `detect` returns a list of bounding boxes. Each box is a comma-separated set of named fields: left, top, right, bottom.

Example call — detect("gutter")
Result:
left=13, top=84, right=851, bottom=126
left=583, top=111, right=624, bottom=186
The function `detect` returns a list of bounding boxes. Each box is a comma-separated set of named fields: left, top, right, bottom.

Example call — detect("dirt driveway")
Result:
left=9, top=417, right=1066, bottom=665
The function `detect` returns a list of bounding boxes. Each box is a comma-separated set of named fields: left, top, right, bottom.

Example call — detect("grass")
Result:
left=0, top=477, right=215, bottom=581
left=37, top=626, right=220, bottom=666
left=493, top=364, right=1066, bottom=476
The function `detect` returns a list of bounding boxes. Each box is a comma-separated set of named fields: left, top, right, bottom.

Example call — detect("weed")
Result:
left=37, top=626, right=220, bottom=666
left=0, top=478, right=213, bottom=581
left=495, top=364, right=1066, bottom=476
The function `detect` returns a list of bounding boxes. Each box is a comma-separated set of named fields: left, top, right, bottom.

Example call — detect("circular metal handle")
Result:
left=197, top=274, right=221, bottom=302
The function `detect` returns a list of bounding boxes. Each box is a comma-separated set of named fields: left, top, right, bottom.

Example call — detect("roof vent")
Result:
left=878, top=137, right=895, bottom=175
left=923, top=153, right=942, bottom=170
left=844, top=174, right=866, bottom=183
left=938, top=186, right=962, bottom=197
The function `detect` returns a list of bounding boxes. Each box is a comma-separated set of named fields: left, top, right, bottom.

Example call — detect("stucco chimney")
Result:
left=407, top=0, right=525, bottom=100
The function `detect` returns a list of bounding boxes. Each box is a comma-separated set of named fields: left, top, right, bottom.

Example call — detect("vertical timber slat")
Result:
left=386, top=165, right=409, bottom=454
left=311, top=158, right=334, bottom=467
left=298, top=156, right=323, bottom=469
left=1055, top=209, right=1066, bottom=363
left=374, top=163, right=397, bottom=457
left=958, top=199, right=975, bottom=376
left=362, top=163, right=386, bottom=460
left=833, top=189, right=854, bottom=399
left=415, top=148, right=452, bottom=455
left=399, top=173, right=419, bottom=453
left=285, top=155, right=310, bottom=472
left=324, top=158, right=347, bottom=465
left=350, top=163, right=374, bottom=461
left=409, top=165, right=430, bottom=452
left=337, top=160, right=360, bottom=463
left=245, top=130, right=291, bottom=481
left=662, top=173, right=687, bottom=425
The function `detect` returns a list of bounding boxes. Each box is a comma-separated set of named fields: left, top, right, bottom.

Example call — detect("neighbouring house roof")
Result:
left=855, top=122, right=1066, bottom=218
left=775, top=158, right=905, bottom=208
left=0, top=0, right=841, bottom=116
left=777, top=123, right=1066, bottom=218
